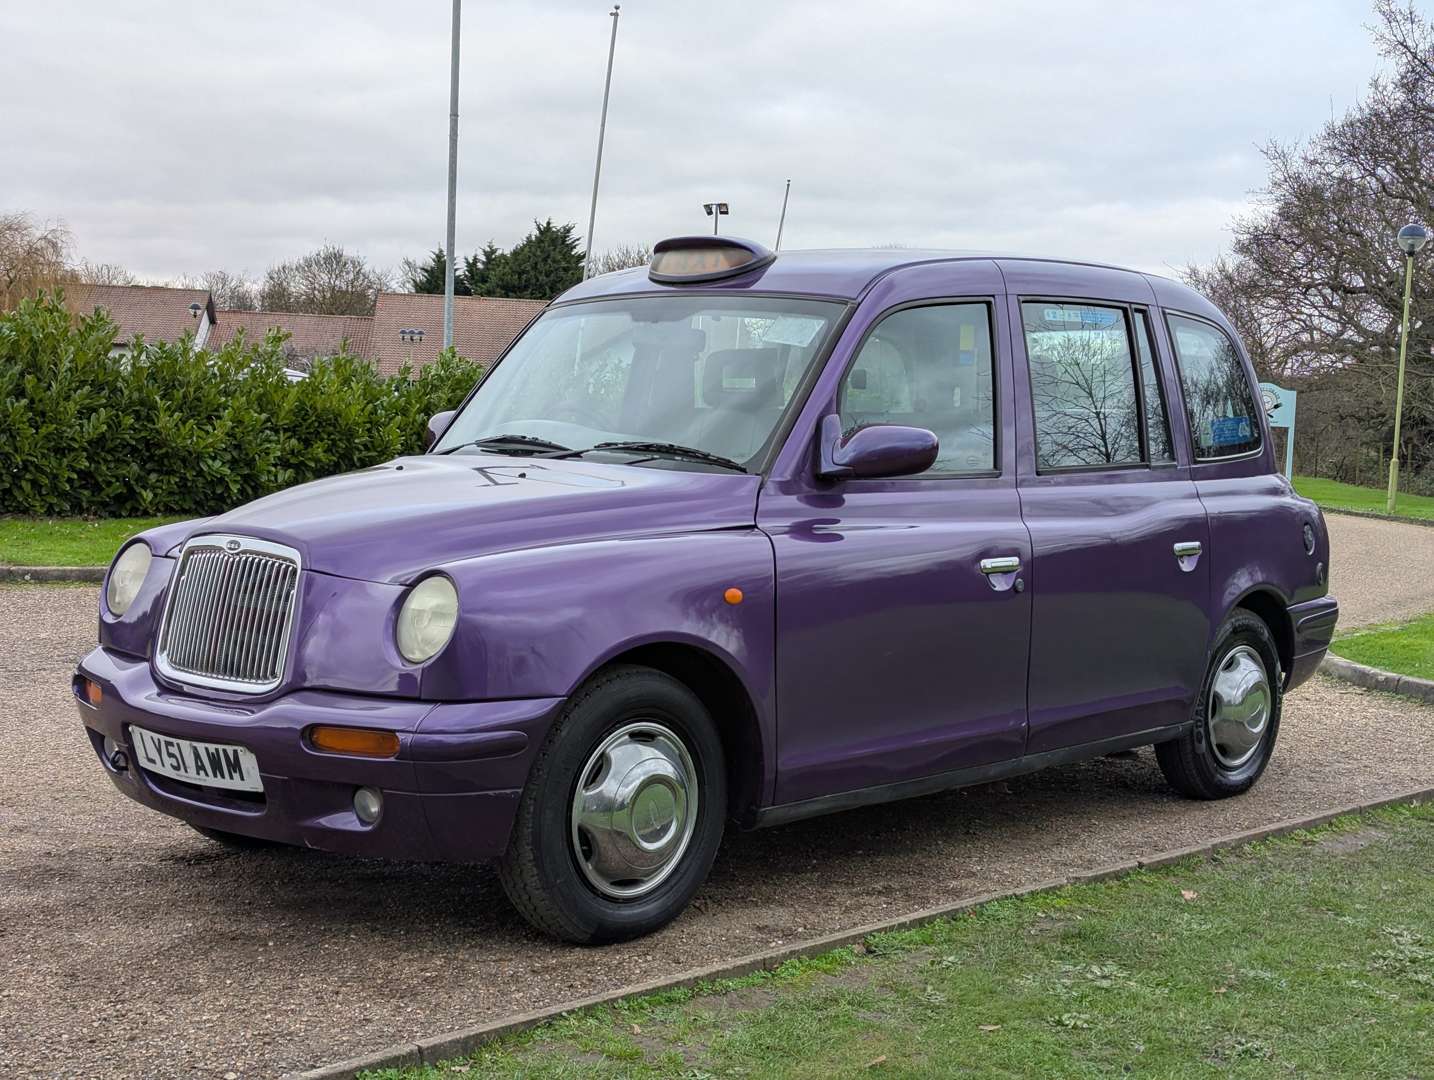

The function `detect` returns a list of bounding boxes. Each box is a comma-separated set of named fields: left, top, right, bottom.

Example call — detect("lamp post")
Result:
left=703, top=202, right=729, bottom=235
left=443, top=0, right=461, bottom=350
left=1387, top=222, right=1428, bottom=514
left=582, top=5, right=622, bottom=281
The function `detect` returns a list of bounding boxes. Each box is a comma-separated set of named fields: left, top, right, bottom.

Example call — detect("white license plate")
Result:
left=129, top=725, right=264, bottom=793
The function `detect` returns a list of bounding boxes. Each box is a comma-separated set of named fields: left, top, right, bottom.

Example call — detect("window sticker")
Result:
left=760, top=315, right=825, bottom=347
left=1042, top=307, right=1119, bottom=328
left=958, top=323, right=978, bottom=365
left=1208, top=416, right=1253, bottom=447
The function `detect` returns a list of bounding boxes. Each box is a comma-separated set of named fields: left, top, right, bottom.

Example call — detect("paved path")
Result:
left=2, top=515, right=1431, bottom=1079
left=1323, top=511, right=1434, bottom=628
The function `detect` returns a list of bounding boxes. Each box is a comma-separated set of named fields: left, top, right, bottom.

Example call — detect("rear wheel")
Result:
left=1157, top=609, right=1282, bottom=799
left=498, top=665, right=726, bottom=944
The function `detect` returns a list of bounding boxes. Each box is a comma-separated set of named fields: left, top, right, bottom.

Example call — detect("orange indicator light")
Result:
left=724, top=587, right=744, bottom=605
left=309, top=725, right=400, bottom=758
left=83, top=678, right=103, bottom=707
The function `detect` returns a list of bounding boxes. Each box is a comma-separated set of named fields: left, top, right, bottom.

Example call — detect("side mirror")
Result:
left=424, top=410, right=456, bottom=451
left=816, top=414, right=939, bottom=480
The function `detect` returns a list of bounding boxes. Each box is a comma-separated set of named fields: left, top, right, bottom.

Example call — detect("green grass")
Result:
left=365, top=802, right=1434, bottom=1080
left=0, top=515, right=186, bottom=566
left=1333, top=612, right=1434, bottom=681
left=1294, top=475, right=1434, bottom=521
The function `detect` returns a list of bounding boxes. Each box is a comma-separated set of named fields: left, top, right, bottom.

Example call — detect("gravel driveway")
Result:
left=2, top=513, right=1431, bottom=1080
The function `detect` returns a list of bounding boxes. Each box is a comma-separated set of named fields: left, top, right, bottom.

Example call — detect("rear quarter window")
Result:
left=1167, top=313, right=1262, bottom=460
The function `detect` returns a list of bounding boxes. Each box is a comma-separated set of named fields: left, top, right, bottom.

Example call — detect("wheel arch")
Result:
left=589, top=641, right=767, bottom=827
left=1231, top=587, right=1294, bottom=683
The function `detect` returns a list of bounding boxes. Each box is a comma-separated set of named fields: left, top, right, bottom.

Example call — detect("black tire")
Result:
left=189, top=824, right=282, bottom=850
left=497, top=665, right=727, bottom=944
left=1157, top=609, right=1283, bottom=800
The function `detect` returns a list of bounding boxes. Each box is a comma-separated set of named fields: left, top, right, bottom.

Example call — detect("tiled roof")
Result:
left=208, top=310, right=374, bottom=361
left=369, top=292, right=546, bottom=375
left=65, top=284, right=216, bottom=346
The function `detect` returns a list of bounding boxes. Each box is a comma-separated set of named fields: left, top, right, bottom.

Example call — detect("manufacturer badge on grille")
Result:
left=224, top=539, right=241, bottom=552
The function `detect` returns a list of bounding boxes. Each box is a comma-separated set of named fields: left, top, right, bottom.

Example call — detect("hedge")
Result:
left=0, top=293, right=485, bottom=516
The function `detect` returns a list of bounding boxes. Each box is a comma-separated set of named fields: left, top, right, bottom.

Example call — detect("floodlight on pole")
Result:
left=1388, top=222, right=1429, bottom=514
left=703, top=202, right=730, bottom=235
left=582, top=5, right=622, bottom=280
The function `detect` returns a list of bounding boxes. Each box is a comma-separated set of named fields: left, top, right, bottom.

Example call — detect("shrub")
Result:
left=0, top=293, right=486, bottom=515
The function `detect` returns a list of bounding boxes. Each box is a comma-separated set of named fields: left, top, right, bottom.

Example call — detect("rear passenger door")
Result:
left=1006, top=267, right=1211, bottom=754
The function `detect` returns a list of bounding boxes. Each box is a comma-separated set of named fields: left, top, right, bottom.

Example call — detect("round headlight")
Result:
left=396, top=576, right=458, bottom=663
left=106, top=543, right=152, bottom=617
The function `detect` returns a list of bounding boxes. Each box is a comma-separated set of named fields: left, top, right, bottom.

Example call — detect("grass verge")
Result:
left=1294, top=475, right=1434, bottom=522
left=0, top=515, right=185, bottom=567
left=365, top=801, right=1434, bottom=1080
left=1333, top=613, right=1434, bottom=681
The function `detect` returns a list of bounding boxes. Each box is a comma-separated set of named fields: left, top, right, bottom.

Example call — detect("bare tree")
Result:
left=71, top=260, right=136, bottom=287
left=258, top=244, right=389, bottom=315
left=0, top=212, right=70, bottom=312
left=176, top=269, right=260, bottom=311
left=1186, top=1, right=1434, bottom=487
left=589, top=243, right=652, bottom=275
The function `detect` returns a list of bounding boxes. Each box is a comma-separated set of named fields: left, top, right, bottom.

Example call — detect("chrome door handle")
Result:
left=1172, top=541, right=1202, bottom=558
left=979, top=556, right=1022, bottom=575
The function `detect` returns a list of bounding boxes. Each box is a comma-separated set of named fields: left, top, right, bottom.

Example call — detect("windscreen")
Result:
left=434, top=295, right=844, bottom=470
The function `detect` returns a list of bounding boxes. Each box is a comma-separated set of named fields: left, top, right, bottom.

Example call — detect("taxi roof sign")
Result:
left=649, top=236, right=776, bottom=285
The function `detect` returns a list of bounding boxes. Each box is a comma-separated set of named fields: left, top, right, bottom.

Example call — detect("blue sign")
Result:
left=1259, top=382, right=1298, bottom=476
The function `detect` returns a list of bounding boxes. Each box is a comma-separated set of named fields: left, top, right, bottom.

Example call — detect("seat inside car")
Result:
left=691, top=347, right=785, bottom=462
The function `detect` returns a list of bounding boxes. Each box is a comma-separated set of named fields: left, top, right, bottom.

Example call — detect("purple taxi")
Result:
left=76, top=237, right=1338, bottom=942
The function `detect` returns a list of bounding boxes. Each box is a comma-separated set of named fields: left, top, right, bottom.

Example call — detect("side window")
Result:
left=1132, top=309, right=1174, bottom=463
left=1167, top=314, right=1262, bottom=459
left=1022, top=302, right=1141, bottom=469
left=838, top=303, right=995, bottom=474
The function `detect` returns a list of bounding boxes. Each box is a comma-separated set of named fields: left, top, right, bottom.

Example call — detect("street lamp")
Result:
left=703, top=202, right=729, bottom=235
left=1388, top=222, right=1429, bottom=514
left=582, top=5, right=622, bottom=281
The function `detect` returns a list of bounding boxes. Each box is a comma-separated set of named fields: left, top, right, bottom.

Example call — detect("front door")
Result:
left=760, top=288, right=1033, bottom=807
left=1007, top=271, right=1212, bottom=753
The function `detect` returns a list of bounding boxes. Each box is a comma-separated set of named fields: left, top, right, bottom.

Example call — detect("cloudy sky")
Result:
left=3, top=1, right=1386, bottom=283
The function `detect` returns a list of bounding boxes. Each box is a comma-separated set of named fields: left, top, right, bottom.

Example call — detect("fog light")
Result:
left=354, top=786, right=383, bottom=824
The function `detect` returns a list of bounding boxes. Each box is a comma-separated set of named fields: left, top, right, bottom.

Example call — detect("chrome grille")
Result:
left=156, top=536, right=301, bottom=693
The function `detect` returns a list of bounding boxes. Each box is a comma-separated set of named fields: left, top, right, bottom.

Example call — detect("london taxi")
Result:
left=76, top=236, right=1338, bottom=943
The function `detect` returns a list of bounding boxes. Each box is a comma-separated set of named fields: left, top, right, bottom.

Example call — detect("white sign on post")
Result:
left=1259, top=382, right=1298, bottom=476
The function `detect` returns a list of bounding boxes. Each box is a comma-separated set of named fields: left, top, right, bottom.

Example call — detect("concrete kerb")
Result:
left=283, top=784, right=1434, bottom=1080
left=1321, top=653, right=1434, bottom=704
left=0, top=565, right=105, bottom=583
left=1320, top=507, right=1434, bottom=529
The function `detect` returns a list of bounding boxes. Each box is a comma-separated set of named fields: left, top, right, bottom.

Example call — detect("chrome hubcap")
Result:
left=570, top=721, right=698, bottom=900
left=1207, top=644, right=1271, bottom=769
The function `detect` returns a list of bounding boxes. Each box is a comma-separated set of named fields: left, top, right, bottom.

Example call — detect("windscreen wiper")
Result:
left=561, top=440, right=747, bottom=473
left=436, top=434, right=571, bottom=456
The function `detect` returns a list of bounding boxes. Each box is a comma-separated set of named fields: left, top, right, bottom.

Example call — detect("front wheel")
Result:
left=497, top=665, right=727, bottom=944
left=1157, top=609, right=1282, bottom=799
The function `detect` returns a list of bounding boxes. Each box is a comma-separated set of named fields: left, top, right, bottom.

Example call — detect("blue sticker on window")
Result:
left=1043, top=307, right=1119, bottom=328
left=1209, top=416, right=1252, bottom=446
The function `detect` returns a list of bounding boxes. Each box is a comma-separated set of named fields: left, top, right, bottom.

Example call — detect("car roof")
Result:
left=556, top=246, right=1195, bottom=305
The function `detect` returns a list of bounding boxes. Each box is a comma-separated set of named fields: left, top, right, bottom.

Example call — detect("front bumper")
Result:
left=1286, top=594, right=1340, bottom=690
left=74, top=646, right=561, bottom=862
